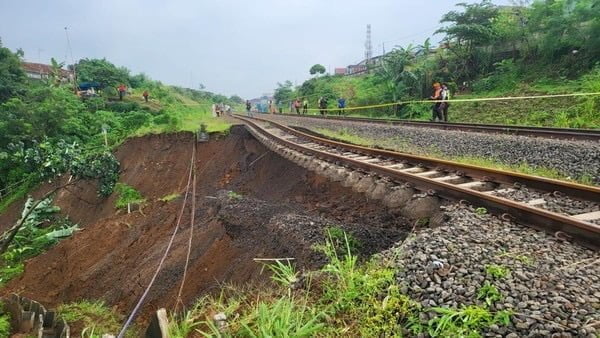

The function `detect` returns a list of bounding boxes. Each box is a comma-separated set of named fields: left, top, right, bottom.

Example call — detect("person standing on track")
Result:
left=430, top=82, right=443, bottom=122
left=440, top=83, right=450, bottom=122
left=337, top=97, right=346, bottom=115
left=294, top=98, right=301, bottom=114
left=302, top=98, right=308, bottom=114
left=246, top=100, right=253, bottom=117
left=318, top=96, right=328, bottom=115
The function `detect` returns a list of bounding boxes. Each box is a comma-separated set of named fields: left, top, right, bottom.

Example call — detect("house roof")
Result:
left=22, top=62, right=73, bottom=77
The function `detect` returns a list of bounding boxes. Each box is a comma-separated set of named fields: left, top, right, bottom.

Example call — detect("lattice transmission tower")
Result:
left=365, top=24, right=373, bottom=65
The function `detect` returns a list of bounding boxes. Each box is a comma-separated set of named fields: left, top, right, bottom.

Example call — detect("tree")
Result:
left=437, top=0, right=499, bottom=81
left=0, top=41, right=27, bottom=103
left=76, top=58, right=130, bottom=87
left=274, top=81, right=294, bottom=104
left=309, top=64, right=326, bottom=76
left=229, top=95, right=243, bottom=104
left=48, top=58, right=66, bottom=87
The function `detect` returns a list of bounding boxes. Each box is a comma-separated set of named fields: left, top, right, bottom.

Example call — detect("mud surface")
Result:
left=0, top=126, right=408, bottom=321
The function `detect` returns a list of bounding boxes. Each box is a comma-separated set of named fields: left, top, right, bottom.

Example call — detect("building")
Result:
left=342, top=54, right=386, bottom=76
left=21, top=62, right=74, bottom=82
left=334, top=68, right=347, bottom=76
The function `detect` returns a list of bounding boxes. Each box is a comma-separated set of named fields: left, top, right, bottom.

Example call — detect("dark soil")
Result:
left=0, top=125, right=409, bottom=327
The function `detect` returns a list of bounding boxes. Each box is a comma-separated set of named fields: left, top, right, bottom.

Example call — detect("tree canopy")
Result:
left=309, top=64, right=326, bottom=76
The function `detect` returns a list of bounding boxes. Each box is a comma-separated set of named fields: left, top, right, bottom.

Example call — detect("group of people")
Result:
left=242, top=82, right=451, bottom=121
left=286, top=96, right=347, bottom=115
left=213, top=103, right=231, bottom=117
left=116, top=84, right=150, bottom=103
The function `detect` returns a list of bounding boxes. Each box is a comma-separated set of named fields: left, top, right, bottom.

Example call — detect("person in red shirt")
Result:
left=118, top=84, right=127, bottom=101
left=142, top=90, right=149, bottom=102
left=294, top=99, right=301, bottom=114
left=430, top=83, right=443, bottom=122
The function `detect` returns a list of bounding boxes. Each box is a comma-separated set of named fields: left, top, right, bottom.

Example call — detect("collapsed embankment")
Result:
left=0, top=125, right=409, bottom=323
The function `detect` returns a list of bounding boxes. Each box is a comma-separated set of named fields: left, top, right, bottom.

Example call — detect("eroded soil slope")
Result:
left=1, top=126, right=408, bottom=319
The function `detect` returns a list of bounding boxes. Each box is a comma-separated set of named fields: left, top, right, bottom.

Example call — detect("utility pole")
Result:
left=64, top=27, right=77, bottom=88
left=365, top=24, right=373, bottom=73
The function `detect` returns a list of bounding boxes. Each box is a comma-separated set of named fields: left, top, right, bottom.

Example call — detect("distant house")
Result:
left=21, top=62, right=74, bottom=82
left=344, top=54, right=386, bottom=76
left=334, top=68, right=347, bottom=75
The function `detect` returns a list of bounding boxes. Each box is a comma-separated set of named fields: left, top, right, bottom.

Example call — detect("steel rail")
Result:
left=234, top=114, right=600, bottom=249
left=272, top=113, right=600, bottom=141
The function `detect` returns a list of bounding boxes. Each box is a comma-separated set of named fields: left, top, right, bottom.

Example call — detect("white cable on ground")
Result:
left=176, top=142, right=197, bottom=308
left=117, top=142, right=196, bottom=338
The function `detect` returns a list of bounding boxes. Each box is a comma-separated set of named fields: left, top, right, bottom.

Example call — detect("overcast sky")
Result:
left=0, top=0, right=509, bottom=99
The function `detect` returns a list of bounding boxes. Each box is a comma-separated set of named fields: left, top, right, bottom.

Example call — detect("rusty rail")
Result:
left=234, top=114, right=600, bottom=249
left=272, top=113, right=600, bottom=141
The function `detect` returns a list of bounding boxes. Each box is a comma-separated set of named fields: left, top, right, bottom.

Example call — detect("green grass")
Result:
left=58, top=300, right=138, bottom=337
left=227, top=191, right=243, bottom=200
left=159, top=193, right=181, bottom=202
left=114, top=183, right=146, bottom=210
left=477, top=281, right=503, bottom=306
left=314, top=127, right=596, bottom=185
left=425, top=305, right=511, bottom=337
left=0, top=178, right=37, bottom=215
left=0, top=302, right=10, bottom=338
left=485, top=264, right=510, bottom=279
left=167, top=229, right=512, bottom=337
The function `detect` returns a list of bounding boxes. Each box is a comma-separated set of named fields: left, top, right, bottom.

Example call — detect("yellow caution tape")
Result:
left=304, top=92, right=600, bottom=112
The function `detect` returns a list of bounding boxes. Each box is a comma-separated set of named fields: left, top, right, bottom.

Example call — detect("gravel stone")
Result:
left=262, top=114, right=600, bottom=183
left=376, top=203, right=599, bottom=336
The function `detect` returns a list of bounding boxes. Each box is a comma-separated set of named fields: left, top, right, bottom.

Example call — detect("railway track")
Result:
left=233, top=114, right=600, bottom=249
left=273, top=113, right=600, bottom=141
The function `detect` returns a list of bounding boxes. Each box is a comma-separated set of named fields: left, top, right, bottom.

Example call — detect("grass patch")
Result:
left=426, top=305, right=511, bottom=337
left=58, top=300, right=138, bottom=337
left=227, top=191, right=243, bottom=200
left=477, top=281, right=503, bottom=306
left=485, top=264, right=510, bottom=279
left=114, top=183, right=146, bottom=210
left=0, top=303, right=10, bottom=338
left=168, top=228, right=512, bottom=336
left=0, top=178, right=37, bottom=215
left=159, top=193, right=180, bottom=202
left=170, top=229, right=508, bottom=337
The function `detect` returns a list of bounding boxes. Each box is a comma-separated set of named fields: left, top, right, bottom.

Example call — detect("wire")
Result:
left=175, top=142, right=197, bottom=309
left=303, top=91, right=600, bottom=112
left=116, top=139, right=196, bottom=338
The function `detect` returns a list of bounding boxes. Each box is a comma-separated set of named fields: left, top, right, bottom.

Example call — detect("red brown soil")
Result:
left=0, top=125, right=408, bottom=326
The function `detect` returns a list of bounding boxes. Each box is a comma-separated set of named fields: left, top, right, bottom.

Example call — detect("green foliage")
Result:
left=309, top=64, right=326, bottom=76
left=227, top=191, right=242, bottom=200
left=0, top=303, right=10, bottom=338
left=239, top=297, right=325, bottom=337
left=58, top=300, right=137, bottom=337
left=474, top=207, right=487, bottom=215
left=76, top=58, right=130, bottom=87
left=0, top=40, right=27, bottom=102
left=427, top=306, right=511, bottom=337
left=159, top=193, right=180, bottom=202
left=274, top=80, right=294, bottom=104
left=264, top=260, right=298, bottom=287
left=322, top=226, right=361, bottom=257
left=485, top=264, right=510, bottom=279
left=477, top=281, right=502, bottom=306
left=114, top=183, right=146, bottom=210
left=0, top=197, right=78, bottom=286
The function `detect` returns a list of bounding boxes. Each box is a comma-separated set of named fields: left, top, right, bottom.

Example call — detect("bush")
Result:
left=106, top=101, right=140, bottom=113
